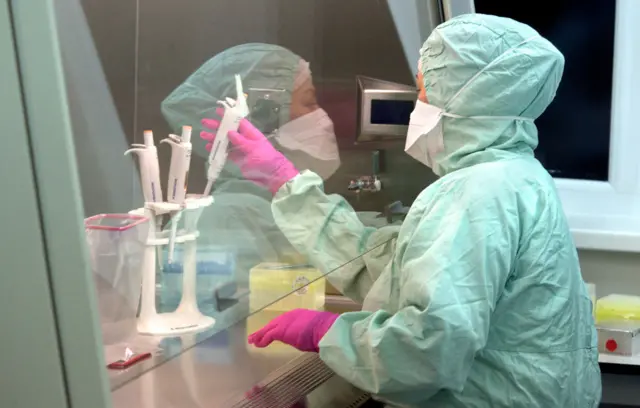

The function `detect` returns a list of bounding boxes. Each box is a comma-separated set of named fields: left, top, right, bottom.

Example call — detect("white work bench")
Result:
left=599, top=353, right=640, bottom=366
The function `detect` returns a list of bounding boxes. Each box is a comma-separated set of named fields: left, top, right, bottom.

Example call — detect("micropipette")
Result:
left=203, top=74, right=249, bottom=196
left=167, top=209, right=183, bottom=264
left=163, top=125, right=193, bottom=264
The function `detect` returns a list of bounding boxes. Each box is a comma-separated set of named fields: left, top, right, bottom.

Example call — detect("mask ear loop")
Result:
left=444, top=35, right=541, bottom=112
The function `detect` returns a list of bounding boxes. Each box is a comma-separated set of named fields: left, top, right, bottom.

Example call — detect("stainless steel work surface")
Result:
left=110, top=307, right=370, bottom=407
left=111, top=325, right=290, bottom=406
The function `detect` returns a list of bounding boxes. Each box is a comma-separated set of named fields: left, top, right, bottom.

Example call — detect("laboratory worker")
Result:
left=205, top=14, right=602, bottom=407
left=161, top=43, right=340, bottom=287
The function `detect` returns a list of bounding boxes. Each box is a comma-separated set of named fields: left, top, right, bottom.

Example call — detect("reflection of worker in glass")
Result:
left=161, top=43, right=340, bottom=286
left=207, top=15, right=600, bottom=407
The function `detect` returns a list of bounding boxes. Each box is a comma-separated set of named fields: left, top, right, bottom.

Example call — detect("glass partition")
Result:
left=110, top=254, right=378, bottom=407
left=52, top=0, right=425, bottom=398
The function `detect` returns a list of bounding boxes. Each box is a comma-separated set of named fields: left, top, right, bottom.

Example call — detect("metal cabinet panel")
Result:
left=0, top=1, right=69, bottom=407
left=4, top=0, right=111, bottom=406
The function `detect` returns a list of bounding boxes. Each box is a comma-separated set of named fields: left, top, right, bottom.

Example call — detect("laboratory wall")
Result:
left=579, top=250, right=640, bottom=299
left=80, top=0, right=137, bottom=139
left=75, top=0, right=640, bottom=297
left=57, top=0, right=140, bottom=216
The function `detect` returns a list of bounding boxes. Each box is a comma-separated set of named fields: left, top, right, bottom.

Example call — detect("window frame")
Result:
left=553, top=0, right=640, bottom=252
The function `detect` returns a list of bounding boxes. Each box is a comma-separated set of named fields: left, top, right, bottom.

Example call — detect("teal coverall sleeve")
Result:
left=272, top=171, right=400, bottom=304
left=317, top=188, right=517, bottom=405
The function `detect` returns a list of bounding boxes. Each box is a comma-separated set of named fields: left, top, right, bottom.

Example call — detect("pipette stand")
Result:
left=131, top=194, right=215, bottom=336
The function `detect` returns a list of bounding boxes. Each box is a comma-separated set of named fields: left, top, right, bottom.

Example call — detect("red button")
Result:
left=606, top=339, right=618, bottom=352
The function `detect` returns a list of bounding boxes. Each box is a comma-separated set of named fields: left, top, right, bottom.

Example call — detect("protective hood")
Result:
left=419, top=14, right=565, bottom=176
left=161, top=43, right=300, bottom=160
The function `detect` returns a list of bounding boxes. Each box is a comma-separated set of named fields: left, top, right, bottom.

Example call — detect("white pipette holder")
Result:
left=130, top=194, right=215, bottom=335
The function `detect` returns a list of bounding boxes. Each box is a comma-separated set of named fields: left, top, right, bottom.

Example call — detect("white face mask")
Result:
left=405, top=100, right=446, bottom=171
left=406, top=35, right=539, bottom=173
left=275, top=108, right=341, bottom=179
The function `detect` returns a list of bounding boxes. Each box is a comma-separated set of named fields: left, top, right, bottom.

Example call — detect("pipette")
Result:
left=203, top=74, right=249, bottom=196
left=167, top=209, right=183, bottom=264
left=163, top=125, right=192, bottom=264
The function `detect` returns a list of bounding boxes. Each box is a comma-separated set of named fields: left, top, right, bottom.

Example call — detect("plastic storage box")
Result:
left=597, top=321, right=640, bottom=356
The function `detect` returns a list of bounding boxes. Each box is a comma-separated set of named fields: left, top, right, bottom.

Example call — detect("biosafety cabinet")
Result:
left=0, top=0, right=441, bottom=406
left=2, top=0, right=638, bottom=406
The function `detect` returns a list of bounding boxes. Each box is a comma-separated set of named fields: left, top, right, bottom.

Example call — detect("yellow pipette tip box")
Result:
left=249, top=262, right=326, bottom=313
left=596, top=294, right=640, bottom=324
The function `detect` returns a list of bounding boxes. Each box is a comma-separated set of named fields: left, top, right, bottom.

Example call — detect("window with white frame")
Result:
left=475, top=0, right=615, bottom=182
left=389, top=0, right=640, bottom=252
left=466, top=0, right=640, bottom=252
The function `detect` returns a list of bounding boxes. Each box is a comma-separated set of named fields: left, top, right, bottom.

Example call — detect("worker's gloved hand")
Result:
left=201, top=109, right=299, bottom=195
left=248, top=309, right=339, bottom=353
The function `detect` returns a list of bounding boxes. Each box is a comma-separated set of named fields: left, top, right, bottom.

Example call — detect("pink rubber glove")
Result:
left=248, top=309, right=339, bottom=353
left=201, top=108, right=299, bottom=194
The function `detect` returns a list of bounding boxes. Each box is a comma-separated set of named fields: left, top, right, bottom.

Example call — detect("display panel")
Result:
left=370, top=99, right=415, bottom=125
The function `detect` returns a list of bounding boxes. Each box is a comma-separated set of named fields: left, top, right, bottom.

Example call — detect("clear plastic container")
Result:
left=84, top=214, right=149, bottom=347
left=595, top=294, right=640, bottom=323
left=159, top=245, right=235, bottom=314
left=249, top=262, right=325, bottom=312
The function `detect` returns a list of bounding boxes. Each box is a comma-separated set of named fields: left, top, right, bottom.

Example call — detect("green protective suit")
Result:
left=161, top=44, right=302, bottom=284
left=272, top=14, right=601, bottom=407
